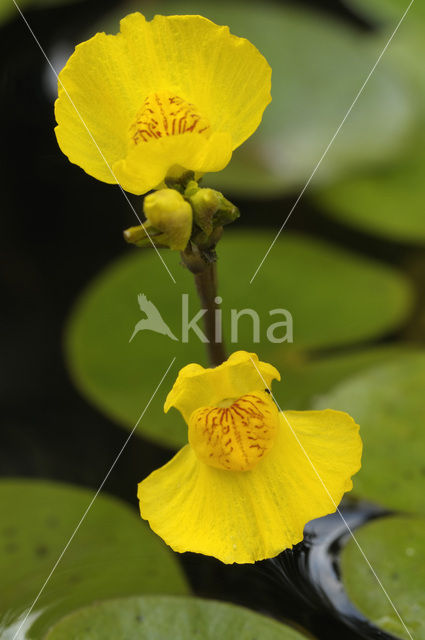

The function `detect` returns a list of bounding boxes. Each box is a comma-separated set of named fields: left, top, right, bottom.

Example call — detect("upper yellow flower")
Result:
left=138, top=351, right=362, bottom=564
left=54, top=13, right=272, bottom=195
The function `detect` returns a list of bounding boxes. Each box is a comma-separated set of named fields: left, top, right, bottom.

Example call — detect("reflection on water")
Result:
left=270, top=502, right=401, bottom=640
left=0, top=609, right=42, bottom=640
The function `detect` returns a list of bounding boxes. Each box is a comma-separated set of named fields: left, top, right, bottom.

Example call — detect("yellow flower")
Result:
left=138, top=351, right=362, bottom=564
left=54, top=13, right=271, bottom=195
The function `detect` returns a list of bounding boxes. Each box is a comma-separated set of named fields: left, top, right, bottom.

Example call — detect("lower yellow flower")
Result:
left=138, top=351, right=362, bottom=564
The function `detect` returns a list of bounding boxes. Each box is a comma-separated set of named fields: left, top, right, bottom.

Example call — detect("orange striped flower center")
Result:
left=130, top=91, right=210, bottom=145
left=188, top=391, right=279, bottom=471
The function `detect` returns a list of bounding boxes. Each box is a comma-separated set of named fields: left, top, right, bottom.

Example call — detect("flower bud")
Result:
left=123, top=223, right=164, bottom=248
left=188, top=188, right=239, bottom=237
left=143, top=188, right=193, bottom=251
left=189, top=188, right=221, bottom=235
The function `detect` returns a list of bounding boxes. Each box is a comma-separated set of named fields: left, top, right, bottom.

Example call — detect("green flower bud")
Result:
left=123, top=223, right=166, bottom=248
left=189, top=188, right=220, bottom=235
left=213, top=194, right=240, bottom=227
left=188, top=188, right=239, bottom=237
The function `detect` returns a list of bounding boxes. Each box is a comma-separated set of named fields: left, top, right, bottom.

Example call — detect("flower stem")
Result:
left=181, top=245, right=227, bottom=367
left=194, top=262, right=227, bottom=367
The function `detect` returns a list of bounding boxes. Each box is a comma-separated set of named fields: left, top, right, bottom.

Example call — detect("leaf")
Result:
left=344, top=0, right=425, bottom=24
left=44, top=595, right=310, bottom=640
left=313, top=8, right=425, bottom=244
left=0, top=480, right=188, bottom=639
left=65, top=230, right=413, bottom=448
left=314, top=352, right=425, bottom=513
left=99, top=0, right=414, bottom=197
left=315, top=157, right=425, bottom=244
left=274, top=345, right=412, bottom=410
left=341, top=515, right=425, bottom=640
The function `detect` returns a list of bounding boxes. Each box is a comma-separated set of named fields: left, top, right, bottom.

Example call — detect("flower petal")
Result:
left=164, top=351, right=280, bottom=422
left=54, top=13, right=271, bottom=191
left=54, top=30, right=141, bottom=185
left=136, top=14, right=272, bottom=149
left=138, top=409, right=361, bottom=563
left=112, top=131, right=232, bottom=195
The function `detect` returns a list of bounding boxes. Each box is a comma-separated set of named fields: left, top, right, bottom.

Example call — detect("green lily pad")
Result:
left=45, top=595, right=309, bottom=640
left=315, top=352, right=425, bottom=513
left=341, top=515, right=425, bottom=640
left=0, top=480, right=188, bottom=639
left=274, top=345, right=412, bottom=410
left=96, top=0, right=414, bottom=197
left=314, top=4, right=425, bottom=245
left=315, top=156, right=425, bottom=243
left=65, top=230, right=413, bottom=448
left=345, top=0, right=425, bottom=24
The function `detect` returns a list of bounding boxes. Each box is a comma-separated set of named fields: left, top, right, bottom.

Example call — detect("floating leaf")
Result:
left=314, top=5, right=425, bottom=244
left=274, top=345, right=412, bottom=410
left=65, top=230, right=413, bottom=448
left=315, top=157, right=425, bottom=244
left=345, top=0, right=425, bottom=24
left=0, top=480, right=188, bottom=639
left=45, top=595, right=309, bottom=640
left=315, top=352, right=425, bottom=513
left=341, top=515, right=425, bottom=640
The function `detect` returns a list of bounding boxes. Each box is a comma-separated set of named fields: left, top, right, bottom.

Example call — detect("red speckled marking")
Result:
left=189, top=392, right=279, bottom=471
left=130, top=92, right=210, bottom=145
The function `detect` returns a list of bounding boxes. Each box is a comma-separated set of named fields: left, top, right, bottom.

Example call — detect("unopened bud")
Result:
left=188, top=188, right=239, bottom=237
left=213, top=194, right=239, bottom=227
left=189, top=188, right=221, bottom=235
left=143, top=188, right=193, bottom=251
left=123, top=224, right=157, bottom=247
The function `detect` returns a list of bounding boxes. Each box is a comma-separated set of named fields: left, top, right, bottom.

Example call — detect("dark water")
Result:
left=284, top=505, right=400, bottom=639
left=0, top=1, right=412, bottom=638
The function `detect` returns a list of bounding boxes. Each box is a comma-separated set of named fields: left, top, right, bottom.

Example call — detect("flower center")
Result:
left=188, top=391, right=279, bottom=471
left=130, top=91, right=210, bottom=145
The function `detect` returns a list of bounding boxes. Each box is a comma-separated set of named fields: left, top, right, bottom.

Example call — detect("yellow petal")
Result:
left=54, top=13, right=271, bottom=193
left=138, top=409, right=362, bottom=564
left=112, top=131, right=232, bottom=195
left=54, top=31, right=138, bottom=185
left=164, top=351, right=280, bottom=423
left=135, top=14, right=272, bottom=150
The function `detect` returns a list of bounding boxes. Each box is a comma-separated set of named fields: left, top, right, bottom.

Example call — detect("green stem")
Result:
left=193, top=262, right=227, bottom=367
